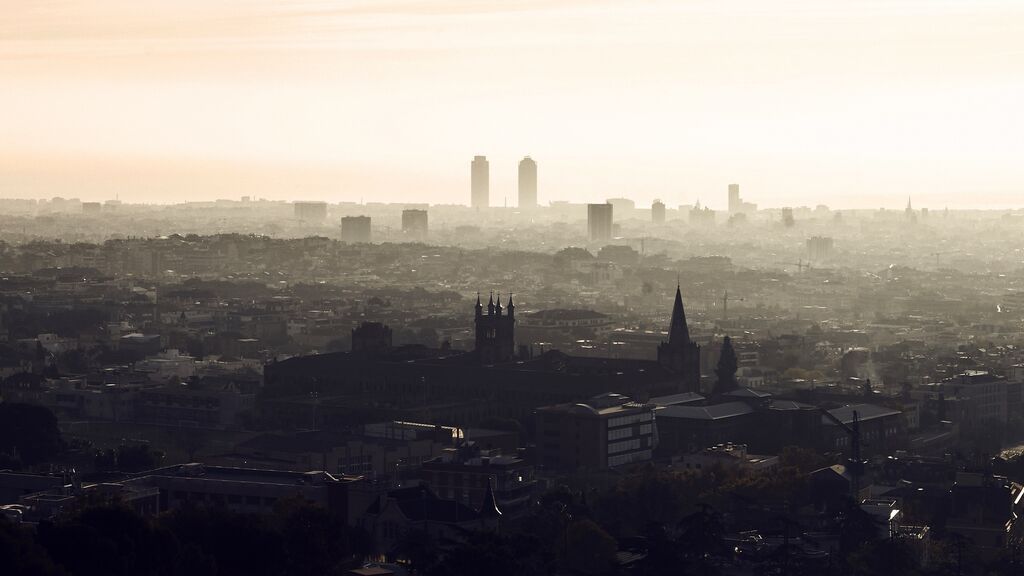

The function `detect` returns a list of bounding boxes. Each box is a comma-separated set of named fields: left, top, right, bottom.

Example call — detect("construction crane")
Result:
left=723, top=290, right=745, bottom=321
left=820, top=408, right=864, bottom=498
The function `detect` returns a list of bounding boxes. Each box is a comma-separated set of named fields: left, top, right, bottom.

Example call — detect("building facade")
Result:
left=471, top=156, right=489, bottom=209
left=518, top=156, right=537, bottom=209
left=587, top=203, right=613, bottom=241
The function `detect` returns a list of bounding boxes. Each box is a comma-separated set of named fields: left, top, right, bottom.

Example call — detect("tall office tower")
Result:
left=806, top=236, right=834, bottom=261
left=294, top=201, right=328, bottom=221
left=652, top=200, right=666, bottom=224
left=781, top=207, right=795, bottom=227
left=518, top=156, right=537, bottom=208
left=588, top=203, right=614, bottom=241
left=471, top=155, right=490, bottom=208
left=340, top=216, right=372, bottom=243
left=728, top=184, right=740, bottom=214
left=401, top=209, right=429, bottom=239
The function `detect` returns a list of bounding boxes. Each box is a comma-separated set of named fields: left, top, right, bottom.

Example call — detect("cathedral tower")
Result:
left=658, top=286, right=701, bottom=391
left=475, top=293, right=515, bottom=364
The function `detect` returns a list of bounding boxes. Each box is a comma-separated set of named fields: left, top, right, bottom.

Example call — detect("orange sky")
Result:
left=3, top=1, right=1024, bottom=208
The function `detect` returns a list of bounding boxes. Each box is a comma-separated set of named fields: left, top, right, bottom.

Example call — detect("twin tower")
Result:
left=471, top=156, right=537, bottom=209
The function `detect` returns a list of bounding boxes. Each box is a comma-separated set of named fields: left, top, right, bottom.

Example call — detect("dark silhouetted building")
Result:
left=340, top=216, right=372, bottom=243
left=658, top=286, right=702, bottom=392
left=588, top=203, right=613, bottom=241
left=420, top=444, right=535, bottom=516
left=352, top=321, right=392, bottom=354
left=518, top=156, right=537, bottom=209
left=294, top=201, right=328, bottom=221
left=535, top=393, right=656, bottom=471
left=475, top=293, right=515, bottom=364
left=471, top=155, right=489, bottom=209
left=401, top=209, right=428, bottom=239
left=262, top=293, right=699, bottom=429
left=652, top=199, right=666, bottom=224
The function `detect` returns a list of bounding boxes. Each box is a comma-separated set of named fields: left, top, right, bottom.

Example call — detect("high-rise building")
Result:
left=340, top=216, right=372, bottom=242
left=807, top=236, right=834, bottom=261
left=727, top=184, right=757, bottom=214
left=518, top=156, right=537, bottom=209
left=588, top=203, right=614, bottom=241
left=781, top=207, right=795, bottom=227
left=294, top=201, right=328, bottom=221
left=401, top=209, right=428, bottom=239
left=652, top=200, right=666, bottom=224
left=471, top=156, right=489, bottom=209
left=728, top=184, right=741, bottom=214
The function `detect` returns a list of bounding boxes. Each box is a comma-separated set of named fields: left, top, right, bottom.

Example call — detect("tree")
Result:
left=0, top=517, right=64, bottom=576
left=563, top=518, right=617, bottom=575
left=714, top=336, right=738, bottom=394
left=0, top=403, right=63, bottom=466
left=429, top=531, right=553, bottom=576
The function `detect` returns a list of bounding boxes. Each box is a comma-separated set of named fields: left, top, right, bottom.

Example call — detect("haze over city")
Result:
left=5, top=0, right=1024, bottom=208
left=7, top=3, right=1024, bottom=576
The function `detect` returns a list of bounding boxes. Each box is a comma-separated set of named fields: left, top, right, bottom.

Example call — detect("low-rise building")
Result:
left=675, top=443, right=779, bottom=474
left=535, top=393, right=656, bottom=471
left=419, top=444, right=535, bottom=516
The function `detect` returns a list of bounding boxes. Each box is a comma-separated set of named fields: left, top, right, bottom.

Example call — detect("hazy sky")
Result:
left=4, top=0, right=1024, bottom=208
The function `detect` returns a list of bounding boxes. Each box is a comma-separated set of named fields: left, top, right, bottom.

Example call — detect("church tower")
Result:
left=475, top=293, right=515, bottom=364
left=658, top=286, right=701, bottom=391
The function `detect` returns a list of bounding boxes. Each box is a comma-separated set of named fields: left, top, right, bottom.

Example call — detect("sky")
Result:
left=3, top=0, right=1024, bottom=209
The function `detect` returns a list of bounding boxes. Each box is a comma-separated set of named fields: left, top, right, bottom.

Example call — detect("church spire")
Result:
left=479, top=477, right=502, bottom=519
left=668, top=284, right=690, bottom=344
left=475, top=292, right=483, bottom=317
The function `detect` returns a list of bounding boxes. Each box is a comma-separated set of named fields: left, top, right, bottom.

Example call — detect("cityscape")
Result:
left=5, top=2, right=1024, bottom=576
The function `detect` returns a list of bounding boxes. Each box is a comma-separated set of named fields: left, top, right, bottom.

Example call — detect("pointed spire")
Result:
left=668, top=285, right=690, bottom=344
left=507, top=293, right=514, bottom=308
left=487, top=291, right=495, bottom=315
left=475, top=292, right=483, bottom=317
left=479, top=477, right=502, bottom=519
left=495, top=292, right=503, bottom=315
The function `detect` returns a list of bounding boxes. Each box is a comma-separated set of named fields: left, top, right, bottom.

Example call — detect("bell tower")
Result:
left=475, top=292, right=515, bottom=364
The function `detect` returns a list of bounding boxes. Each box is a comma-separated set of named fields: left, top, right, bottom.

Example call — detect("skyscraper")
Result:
left=727, top=184, right=740, bottom=214
left=588, top=203, right=613, bottom=241
left=652, top=200, right=666, bottom=224
left=471, top=156, right=489, bottom=209
left=402, top=209, right=428, bottom=239
left=518, top=156, right=537, bottom=208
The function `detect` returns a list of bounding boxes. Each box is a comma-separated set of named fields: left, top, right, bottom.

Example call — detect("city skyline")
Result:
left=4, top=1, right=1024, bottom=209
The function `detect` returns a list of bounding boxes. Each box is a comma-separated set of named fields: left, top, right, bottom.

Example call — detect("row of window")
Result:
left=608, top=449, right=652, bottom=468
left=608, top=438, right=642, bottom=455
left=607, top=412, right=653, bottom=428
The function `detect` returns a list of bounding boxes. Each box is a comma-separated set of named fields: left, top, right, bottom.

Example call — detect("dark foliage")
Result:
left=0, top=402, right=63, bottom=465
